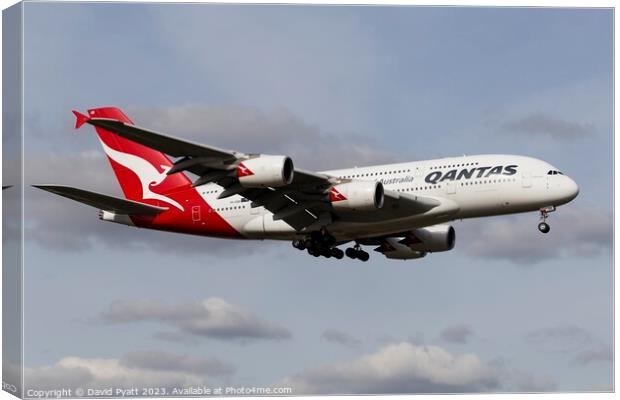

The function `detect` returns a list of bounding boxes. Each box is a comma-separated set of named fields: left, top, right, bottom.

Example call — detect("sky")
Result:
left=5, top=2, right=613, bottom=395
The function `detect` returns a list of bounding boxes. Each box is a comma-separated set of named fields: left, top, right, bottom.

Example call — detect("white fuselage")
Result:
left=193, top=154, right=579, bottom=241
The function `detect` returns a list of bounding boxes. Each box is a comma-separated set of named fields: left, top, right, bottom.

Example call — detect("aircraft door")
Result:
left=445, top=181, right=456, bottom=195
left=522, top=172, right=532, bottom=188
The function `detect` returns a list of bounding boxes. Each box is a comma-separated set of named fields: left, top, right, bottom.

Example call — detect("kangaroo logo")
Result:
left=99, top=139, right=185, bottom=212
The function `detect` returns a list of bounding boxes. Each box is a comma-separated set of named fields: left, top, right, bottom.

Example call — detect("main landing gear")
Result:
left=292, top=228, right=368, bottom=261
left=538, top=206, right=555, bottom=234
left=345, top=244, right=370, bottom=262
left=292, top=228, right=344, bottom=260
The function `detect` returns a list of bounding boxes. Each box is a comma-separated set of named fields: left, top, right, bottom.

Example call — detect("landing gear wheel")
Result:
left=538, top=222, right=550, bottom=234
left=345, top=247, right=357, bottom=259
left=357, top=251, right=370, bottom=262
left=331, top=248, right=344, bottom=259
left=308, top=247, right=320, bottom=257
left=292, top=240, right=306, bottom=250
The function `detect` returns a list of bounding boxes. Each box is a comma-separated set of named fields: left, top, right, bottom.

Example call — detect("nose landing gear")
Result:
left=538, top=206, right=555, bottom=234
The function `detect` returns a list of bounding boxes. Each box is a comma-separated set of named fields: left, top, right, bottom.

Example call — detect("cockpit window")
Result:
left=547, top=170, right=564, bottom=175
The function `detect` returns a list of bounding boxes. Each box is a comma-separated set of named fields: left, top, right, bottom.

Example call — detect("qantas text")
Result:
left=425, top=165, right=518, bottom=184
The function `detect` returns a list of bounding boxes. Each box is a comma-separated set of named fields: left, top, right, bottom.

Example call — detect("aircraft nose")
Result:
left=563, top=176, right=579, bottom=201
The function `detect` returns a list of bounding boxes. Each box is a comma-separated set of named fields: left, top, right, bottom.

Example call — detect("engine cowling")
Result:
left=329, top=181, right=384, bottom=211
left=401, top=224, right=456, bottom=252
left=376, top=238, right=427, bottom=260
left=237, top=155, right=294, bottom=188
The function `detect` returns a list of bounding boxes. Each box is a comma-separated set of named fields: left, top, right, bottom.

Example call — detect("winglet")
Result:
left=72, top=110, right=90, bottom=129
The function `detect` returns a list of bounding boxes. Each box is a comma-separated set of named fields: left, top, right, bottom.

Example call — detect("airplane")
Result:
left=34, top=107, right=579, bottom=262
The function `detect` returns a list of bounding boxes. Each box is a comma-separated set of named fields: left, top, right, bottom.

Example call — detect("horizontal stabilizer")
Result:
left=33, top=185, right=168, bottom=215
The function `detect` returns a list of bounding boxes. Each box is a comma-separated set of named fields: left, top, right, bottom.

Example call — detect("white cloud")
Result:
left=280, top=342, right=499, bottom=394
left=102, top=297, right=291, bottom=342
left=22, top=352, right=220, bottom=391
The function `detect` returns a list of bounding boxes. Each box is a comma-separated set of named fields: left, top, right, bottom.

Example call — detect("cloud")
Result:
left=22, top=351, right=225, bottom=391
left=501, top=368, right=557, bottom=392
left=501, top=112, right=595, bottom=139
left=458, top=207, right=612, bottom=264
left=573, top=344, right=613, bottom=366
left=280, top=342, right=500, bottom=394
left=152, top=331, right=200, bottom=346
left=119, top=350, right=234, bottom=376
left=102, top=297, right=291, bottom=342
left=440, top=324, right=473, bottom=344
left=524, top=324, right=592, bottom=354
left=321, top=329, right=363, bottom=349
left=524, top=324, right=611, bottom=366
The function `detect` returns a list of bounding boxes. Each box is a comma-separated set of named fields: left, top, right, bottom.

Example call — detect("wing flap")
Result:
left=33, top=185, right=168, bottom=215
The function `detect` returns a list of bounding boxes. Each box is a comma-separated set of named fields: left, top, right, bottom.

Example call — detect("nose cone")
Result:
left=561, top=176, right=579, bottom=203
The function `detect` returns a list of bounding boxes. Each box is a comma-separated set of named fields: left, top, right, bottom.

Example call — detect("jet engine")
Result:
left=237, top=155, right=294, bottom=188
left=376, top=238, right=427, bottom=260
left=401, top=224, right=456, bottom=252
left=329, top=181, right=384, bottom=211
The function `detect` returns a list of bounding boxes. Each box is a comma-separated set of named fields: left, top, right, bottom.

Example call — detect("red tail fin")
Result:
left=79, top=107, right=192, bottom=210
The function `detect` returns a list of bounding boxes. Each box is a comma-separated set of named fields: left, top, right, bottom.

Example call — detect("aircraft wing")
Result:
left=77, top=111, right=441, bottom=230
left=33, top=185, right=168, bottom=215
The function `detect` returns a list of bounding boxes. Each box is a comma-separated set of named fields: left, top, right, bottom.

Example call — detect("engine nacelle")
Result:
left=329, top=181, right=384, bottom=211
left=237, top=155, right=294, bottom=188
left=401, top=224, right=456, bottom=252
left=376, top=238, right=427, bottom=260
